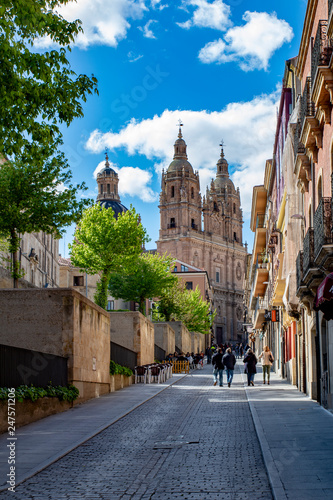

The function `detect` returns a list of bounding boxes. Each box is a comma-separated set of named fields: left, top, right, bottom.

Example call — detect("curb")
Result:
left=0, top=374, right=187, bottom=493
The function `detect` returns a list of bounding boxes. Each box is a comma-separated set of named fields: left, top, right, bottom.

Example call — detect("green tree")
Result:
left=0, top=1, right=98, bottom=286
left=156, top=283, right=215, bottom=335
left=154, top=279, right=185, bottom=321
left=178, top=286, right=215, bottom=335
left=0, top=0, right=97, bottom=158
left=0, top=156, right=91, bottom=286
left=69, top=204, right=149, bottom=309
left=108, top=252, right=177, bottom=315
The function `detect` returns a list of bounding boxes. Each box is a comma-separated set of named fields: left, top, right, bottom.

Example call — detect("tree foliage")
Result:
left=0, top=1, right=98, bottom=286
left=0, top=155, right=92, bottom=286
left=69, top=204, right=149, bottom=309
left=0, top=0, right=97, bottom=158
left=108, top=252, right=177, bottom=315
left=156, top=282, right=215, bottom=335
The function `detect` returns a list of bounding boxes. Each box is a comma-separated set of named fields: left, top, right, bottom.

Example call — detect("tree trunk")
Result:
left=10, top=230, right=19, bottom=288
left=94, top=270, right=110, bottom=309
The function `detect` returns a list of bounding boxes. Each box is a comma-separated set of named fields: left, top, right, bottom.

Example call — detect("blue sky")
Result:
left=47, top=0, right=308, bottom=256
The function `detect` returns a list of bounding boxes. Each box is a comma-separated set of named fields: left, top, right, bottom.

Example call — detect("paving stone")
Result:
left=0, top=369, right=273, bottom=500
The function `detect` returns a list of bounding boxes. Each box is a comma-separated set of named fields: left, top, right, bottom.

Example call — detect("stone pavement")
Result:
left=0, top=374, right=186, bottom=492
left=0, top=363, right=332, bottom=499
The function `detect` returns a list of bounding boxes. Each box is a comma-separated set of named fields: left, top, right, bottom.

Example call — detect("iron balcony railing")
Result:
left=303, top=227, right=315, bottom=274
left=311, top=20, right=333, bottom=84
left=300, top=77, right=315, bottom=131
left=294, top=119, right=306, bottom=163
left=314, top=197, right=333, bottom=259
left=296, top=251, right=304, bottom=290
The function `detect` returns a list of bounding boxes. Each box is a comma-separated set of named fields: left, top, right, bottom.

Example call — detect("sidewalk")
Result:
left=243, top=365, right=333, bottom=500
left=1, top=365, right=333, bottom=499
left=0, top=373, right=186, bottom=492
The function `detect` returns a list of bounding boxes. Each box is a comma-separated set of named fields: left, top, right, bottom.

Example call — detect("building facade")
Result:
left=157, top=127, right=247, bottom=344
left=246, top=0, right=333, bottom=411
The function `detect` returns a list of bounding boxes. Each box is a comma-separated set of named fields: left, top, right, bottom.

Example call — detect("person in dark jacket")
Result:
left=243, top=349, right=257, bottom=386
left=212, top=348, right=224, bottom=387
left=222, top=347, right=236, bottom=387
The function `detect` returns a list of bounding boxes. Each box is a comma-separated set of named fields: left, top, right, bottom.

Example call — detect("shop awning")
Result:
left=314, top=273, right=333, bottom=321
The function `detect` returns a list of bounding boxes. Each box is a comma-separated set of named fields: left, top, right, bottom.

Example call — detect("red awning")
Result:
left=314, top=273, right=333, bottom=321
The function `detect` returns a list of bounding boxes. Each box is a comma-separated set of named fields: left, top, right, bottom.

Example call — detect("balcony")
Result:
left=252, top=213, right=266, bottom=258
left=253, top=297, right=268, bottom=329
left=302, top=227, right=323, bottom=288
left=294, top=120, right=310, bottom=192
left=300, top=77, right=320, bottom=160
left=314, top=197, right=333, bottom=268
left=311, top=20, right=333, bottom=124
left=296, top=251, right=306, bottom=295
left=252, top=254, right=269, bottom=298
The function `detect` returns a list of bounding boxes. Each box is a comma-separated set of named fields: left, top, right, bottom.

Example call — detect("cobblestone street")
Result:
left=0, top=367, right=273, bottom=500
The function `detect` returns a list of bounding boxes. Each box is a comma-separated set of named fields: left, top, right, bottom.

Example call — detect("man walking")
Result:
left=212, top=348, right=224, bottom=387
left=222, top=347, right=236, bottom=387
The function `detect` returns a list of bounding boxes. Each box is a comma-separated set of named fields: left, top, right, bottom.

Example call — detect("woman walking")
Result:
left=243, top=349, right=257, bottom=386
left=258, top=346, right=274, bottom=384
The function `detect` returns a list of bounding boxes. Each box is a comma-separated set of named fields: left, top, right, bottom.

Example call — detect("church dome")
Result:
left=99, top=199, right=128, bottom=218
left=167, top=125, right=194, bottom=174
left=214, top=146, right=235, bottom=191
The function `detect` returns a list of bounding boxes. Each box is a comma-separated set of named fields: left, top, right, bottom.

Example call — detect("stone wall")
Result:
left=0, top=289, right=111, bottom=403
left=154, top=323, right=175, bottom=355
left=165, top=321, right=191, bottom=354
left=191, top=332, right=206, bottom=354
left=110, top=311, right=154, bottom=366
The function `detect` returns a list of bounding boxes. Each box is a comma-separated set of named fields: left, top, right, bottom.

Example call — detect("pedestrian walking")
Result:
left=205, top=346, right=212, bottom=364
left=212, top=348, right=224, bottom=387
left=243, top=348, right=257, bottom=386
left=258, top=346, right=274, bottom=384
left=222, top=347, right=236, bottom=387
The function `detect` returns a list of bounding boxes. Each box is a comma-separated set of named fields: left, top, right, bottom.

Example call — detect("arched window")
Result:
left=100, top=184, right=103, bottom=194
left=171, top=185, right=175, bottom=198
left=233, top=203, right=236, bottom=214
left=191, top=187, right=194, bottom=199
left=107, top=184, right=110, bottom=194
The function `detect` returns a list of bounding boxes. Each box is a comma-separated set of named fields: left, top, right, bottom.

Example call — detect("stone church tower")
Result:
left=157, top=127, right=246, bottom=344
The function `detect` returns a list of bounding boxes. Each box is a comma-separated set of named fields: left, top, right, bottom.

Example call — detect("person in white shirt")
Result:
left=258, top=346, right=274, bottom=385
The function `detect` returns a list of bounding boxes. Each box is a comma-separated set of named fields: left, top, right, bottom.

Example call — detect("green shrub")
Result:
left=110, top=360, right=133, bottom=377
left=0, top=384, right=79, bottom=402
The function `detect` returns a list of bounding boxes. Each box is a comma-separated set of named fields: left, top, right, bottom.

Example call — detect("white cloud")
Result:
left=86, top=90, right=280, bottom=216
left=177, top=0, right=231, bottom=31
left=139, top=19, right=157, bottom=39
left=93, top=161, right=158, bottom=203
left=128, top=51, right=144, bottom=62
left=151, top=0, right=168, bottom=10
left=35, top=0, right=148, bottom=49
left=199, top=11, right=293, bottom=71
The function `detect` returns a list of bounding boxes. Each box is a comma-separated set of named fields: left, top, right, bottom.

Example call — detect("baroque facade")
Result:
left=157, top=127, right=247, bottom=343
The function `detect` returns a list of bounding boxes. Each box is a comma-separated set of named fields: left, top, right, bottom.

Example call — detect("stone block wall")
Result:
left=110, top=311, right=154, bottom=365
left=191, top=332, right=206, bottom=354
left=154, top=323, right=175, bottom=355
left=0, top=289, right=111, bottom=403
left=165, top=321, right=191, bottom=354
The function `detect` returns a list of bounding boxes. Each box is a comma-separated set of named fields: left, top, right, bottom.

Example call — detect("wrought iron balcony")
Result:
left=303, top=227, right=315, bottom=276
left=314, top=197, right=333, bottom=267
left=296, top=251, right=304, bottom=293
left=294, top=120, right=306, bottom=161
left=311, top=20, right=333, bottom=84
left=300, top=77, right=316, bottom=129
